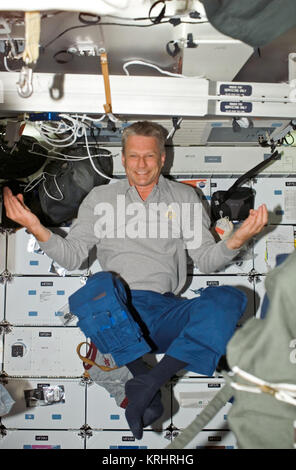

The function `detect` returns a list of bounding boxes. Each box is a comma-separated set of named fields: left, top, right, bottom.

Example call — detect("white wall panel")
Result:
left=86, top=429, right=171, bottom=449
left=156, top=147, right=296, bottom=177
left=5, top=276, right=85, bottom=326
left=87, top=383, right=127, bottom=430
left=1, top=378, right=85, bottom=429
left=253, top=177, right=296, bottom=224
left=174, top=429, right=237, bottom=449
left=0, top=429, right=84, bottom=449
left=171, top=378, right=231, bottom=430
left=3, top=326, right=85, bottom=377
left=253, top=225, right=295, bottom=274
left=87, top=381, right=171, bottom=431
left=7, top=227, right=88, bottom=275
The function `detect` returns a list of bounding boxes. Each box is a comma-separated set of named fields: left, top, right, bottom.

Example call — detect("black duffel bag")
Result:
left=38, top=146, right=113, bottom=225
left=211, top=150, right=281, bottom=222
left=0, top=135, right=47, bottom=179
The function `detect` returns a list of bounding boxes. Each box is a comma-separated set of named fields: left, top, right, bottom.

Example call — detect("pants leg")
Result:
left=131, top=286, right=247, bottom=376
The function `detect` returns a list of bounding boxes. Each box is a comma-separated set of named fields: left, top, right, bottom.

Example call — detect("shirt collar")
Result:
left=123, top=173, right=165, bottom=189
left=121, top=173, right=165, bottom=201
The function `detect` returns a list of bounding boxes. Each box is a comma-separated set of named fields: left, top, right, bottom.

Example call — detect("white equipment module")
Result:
left=3, top=326, right=85, bottom=377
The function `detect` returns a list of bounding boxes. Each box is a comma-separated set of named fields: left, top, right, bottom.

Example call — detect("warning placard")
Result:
left=220, top=102, right=252, bottom=113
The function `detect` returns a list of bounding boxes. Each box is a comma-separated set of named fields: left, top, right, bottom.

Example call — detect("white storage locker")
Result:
left=86, top=381, right=171, bottom=431
left=1, top=378, right=85, bottom=429
left=253, top=224, right=295, bottom=274
left=0, top=230, right=6, bottom=273
left=6, top=227, right=88, bottom=276
left=0, top=429, right=85, bottom=449
left=184, top=275, right=255, bottom=326
left=86, top=382, right=127, bottom=430
left=174, top=429, right=237, bottom=449
left=253, top=177, right=296, bottom=224
left=86, top=429, right=171, bottom=449
left=5, top=276, right=85, bottom=326
left=171, top=378, right=232, bottom=430
left=3, top=326, right=86, bottom=377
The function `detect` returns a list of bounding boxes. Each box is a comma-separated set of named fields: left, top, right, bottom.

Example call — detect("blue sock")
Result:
left=126, top=357, right=163, bottom=428
left=125, top=355, right=188, bottom=439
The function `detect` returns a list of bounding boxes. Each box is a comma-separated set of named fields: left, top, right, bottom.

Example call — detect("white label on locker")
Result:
left=208, top=436, right=222, bottom=442
left=178, top=391, right=218, bottom=408
left=40, top=291, right=54, bottom=302
left=220, top=101, right=252, bottom=113
left=284, top=188, right=296, bottom=221
left=220, top=84, right=252, bottom=96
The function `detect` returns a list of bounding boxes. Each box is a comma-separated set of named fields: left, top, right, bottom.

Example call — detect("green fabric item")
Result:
left=226, top=249, right=296, bottom=449
left=202, top=0, right=296, bottom=47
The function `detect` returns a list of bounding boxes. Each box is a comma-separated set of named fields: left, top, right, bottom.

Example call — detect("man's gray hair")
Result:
left=122, top=121, right=167, bottom=154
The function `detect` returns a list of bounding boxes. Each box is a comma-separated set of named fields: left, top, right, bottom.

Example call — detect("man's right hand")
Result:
left=3, top=186, right=51, bottom=242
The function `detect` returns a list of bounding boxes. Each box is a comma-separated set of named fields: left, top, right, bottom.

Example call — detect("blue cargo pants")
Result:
left=122, top=285, right=247, bottom=376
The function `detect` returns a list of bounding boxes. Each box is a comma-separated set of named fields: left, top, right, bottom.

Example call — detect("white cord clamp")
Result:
left=231, top=365, right=296, bottom=407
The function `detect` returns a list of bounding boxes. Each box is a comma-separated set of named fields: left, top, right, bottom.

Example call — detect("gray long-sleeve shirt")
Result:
left=38, top=175, right=240, bottom=294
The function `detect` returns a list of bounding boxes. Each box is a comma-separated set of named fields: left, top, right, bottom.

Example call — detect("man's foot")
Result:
left=125, top=374, right=164, bottom=440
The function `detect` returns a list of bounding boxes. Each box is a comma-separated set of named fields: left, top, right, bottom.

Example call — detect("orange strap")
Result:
left=76, top=342, right=118, bottom=372
left=100, top=52, right=112, bottom=114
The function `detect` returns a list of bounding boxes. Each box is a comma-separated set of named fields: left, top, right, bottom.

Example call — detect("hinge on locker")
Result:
left=78, top=424, right=93, bottom=439
left=0, top=320, right=13, bottom=335
left=0, top=270, right=12, bottom=284
left=79, top=371, right=93, bottom=386
left=247, top=268, right=260, bottom=284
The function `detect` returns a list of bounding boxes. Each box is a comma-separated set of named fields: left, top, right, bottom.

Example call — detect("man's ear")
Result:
left=161, top=152, right=166, bottom=167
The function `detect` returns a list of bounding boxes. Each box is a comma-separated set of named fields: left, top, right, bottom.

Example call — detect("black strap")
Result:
left=219, top=150, right=280, bottom=203
left=149, top=0, right=166, bottom=24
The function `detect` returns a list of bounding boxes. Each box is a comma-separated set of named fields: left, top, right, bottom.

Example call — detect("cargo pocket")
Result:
left=90, top=307, right=141, bottom=354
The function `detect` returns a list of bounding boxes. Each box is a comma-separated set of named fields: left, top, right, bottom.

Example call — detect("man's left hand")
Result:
left=226, top=204, right=268, bottom=250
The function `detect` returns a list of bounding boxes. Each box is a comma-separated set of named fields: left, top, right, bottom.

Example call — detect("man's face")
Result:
left=122, top=135, right=165, bottom=189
